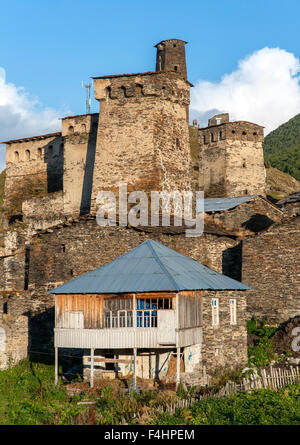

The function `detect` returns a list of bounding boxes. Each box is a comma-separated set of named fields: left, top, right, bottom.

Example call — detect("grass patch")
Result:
left=152, top=385, right=300, bottom=425
left=0, top=359, right=85, bottom=425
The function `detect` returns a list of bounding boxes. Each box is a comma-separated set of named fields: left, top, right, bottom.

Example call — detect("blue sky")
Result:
left=1, top=0, right=300, bottom=171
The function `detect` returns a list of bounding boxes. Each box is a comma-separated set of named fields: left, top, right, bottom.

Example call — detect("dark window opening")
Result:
left=219, top=131, right=223, bottom=140
left=176, top=138, right=180, bottom=149
left=70, top=269, right=73, bottom=276
left=243, top=162, right=246, bottom=168
left=61, top=244, right=66, bottom=252
left=174, top=66, right=178, bottom=71
left=232, top=130, right=236, bottom=134
left=253, top=132, right=257, bottom=136
left=3, top=302, right=8, bottom=314
left=173, top=44, right=177, bottom=47
left=24, top=246, right=30, bottom=290
left=211, top=133, right=215, bottom=142
left=242, top=131, right=247, bottom=135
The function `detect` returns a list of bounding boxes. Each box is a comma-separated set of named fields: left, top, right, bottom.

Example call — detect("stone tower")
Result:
left=90, top=40, right=193, bottom=214
left=197, top=113, right=266, bottom=197
left=155, top=39, right=188, bottom=80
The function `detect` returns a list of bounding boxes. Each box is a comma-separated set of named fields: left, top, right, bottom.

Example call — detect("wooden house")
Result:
left=50, top=240, right=250, bottom=387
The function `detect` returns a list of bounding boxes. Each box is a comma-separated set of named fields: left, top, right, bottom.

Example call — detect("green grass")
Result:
left=0, top=359, right=84, bottom=425
left=153, top=385, right=300, bottom=425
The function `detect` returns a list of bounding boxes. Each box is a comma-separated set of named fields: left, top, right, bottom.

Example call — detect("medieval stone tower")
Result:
left=155, top=39, right=188, bottom=80
left=90, top=40, right=193, bottom=213
left=197, top=113, right=267, bottom=197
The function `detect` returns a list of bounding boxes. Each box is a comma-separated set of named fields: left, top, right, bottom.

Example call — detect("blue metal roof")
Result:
left=49, top=240, right=251, bottom=294
left=197, top=195, right=257, bottom=213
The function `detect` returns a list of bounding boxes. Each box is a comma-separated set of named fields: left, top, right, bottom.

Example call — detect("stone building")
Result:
left=0, top=38, right=299, bottom=376
left=51, top=240, right=249, bottom=384
left=197, top=113, right=266, bottom=197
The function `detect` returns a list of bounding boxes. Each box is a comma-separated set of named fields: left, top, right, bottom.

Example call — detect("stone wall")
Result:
left=62, top=114, right=98, bottom=217
left=201, top=290, right=248, bottom=373
left=22, top=191, right=64, bottom=234
left=198, top=120, right=266, bottom=197
left=207, top=197, right=283, bottom=233
left=91, top=72, right=193, bottom=213
left=0, top=290, right=55, bottom=369
left=3, top=134, right=63, bottom=225
left=27, top=219, right=239, bottom=292
left=242, top=216, right=300, bottom=324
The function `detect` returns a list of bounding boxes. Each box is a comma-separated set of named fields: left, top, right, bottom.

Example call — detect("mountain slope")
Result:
left=263, top=114, right=300, bottom=181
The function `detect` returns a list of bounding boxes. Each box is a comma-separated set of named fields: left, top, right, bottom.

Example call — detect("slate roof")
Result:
left=49, top=240, right=251, bottom=294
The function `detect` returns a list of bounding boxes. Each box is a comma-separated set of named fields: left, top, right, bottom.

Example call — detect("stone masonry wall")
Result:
left=90, top=72, right=192, bottom=213
left=198, top=121, right=266, bottom=198
left=3, top=134, right=63, bottom=225
left=200, top=290, right=248, bottom=373
left=27, top=219, right=239, bottom=292
left=62, top=114, right=98, bottom=217
left=242, top=216, right=300, bottom=324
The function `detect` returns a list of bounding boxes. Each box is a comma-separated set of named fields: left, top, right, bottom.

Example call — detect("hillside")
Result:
left=263, top=114, right=300, bottom=181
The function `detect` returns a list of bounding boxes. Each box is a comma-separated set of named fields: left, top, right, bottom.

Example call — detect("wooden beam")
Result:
left=55, top=347, right=58, bottom=386
left=90, top=348, right=94, bottom=389
left=87, top=358, right=133, bottom=364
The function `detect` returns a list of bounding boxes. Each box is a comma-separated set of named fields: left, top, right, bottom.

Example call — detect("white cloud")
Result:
left=0, top=67, right=71, bottom=172
left=190, top=47, right=300, bottom=135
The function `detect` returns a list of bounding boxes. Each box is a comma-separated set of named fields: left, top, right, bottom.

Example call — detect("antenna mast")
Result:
left=82, top=81, right=92, bottom=114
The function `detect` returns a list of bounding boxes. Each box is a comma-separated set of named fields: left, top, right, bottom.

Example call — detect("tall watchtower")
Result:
left=155, top=39, right=188, bottom=80
left=197, top=113, right=266, bottom=197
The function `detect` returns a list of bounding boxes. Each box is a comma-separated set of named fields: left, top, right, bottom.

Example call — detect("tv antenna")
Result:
left=82, top=81, right=92, bottom=114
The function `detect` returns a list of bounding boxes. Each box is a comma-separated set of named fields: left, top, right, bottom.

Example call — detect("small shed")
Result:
left=50, top=240, right=250, bottom=387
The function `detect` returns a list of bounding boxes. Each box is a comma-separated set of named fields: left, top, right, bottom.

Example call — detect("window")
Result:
left=174, top=65, right=178, bottom=71
left=68, top=125, right=74, bottom=134
left=203, top=135, right=207, bottom=144
left=48, top=145, right=53, bottom=158
left=81, top=124, right=86, bottom=132
left=3, top=302, right=8, bottom=314
left=25, top=149, right=30, bottom=161
left=211, top=133, right=215, bottom=142
left=38, top=148, right=42, bottom=159
left=14, top=151, right=19, bottom=162
left=229, top=299, right=237, bottom=325
left=211, top=298, right=219, bottom=326
left=242, top=131, right=247, bottom=135
left=136, top=297, right=172, bottom=328
left=253, top=132, right=257, bottom=136
left=176, top=138, right=180, bottom=149
left=216, top=119, right=221, bottom=125
left=104, top=298, right=133, bottom=328
left=219, top=131, right=223, bottom=140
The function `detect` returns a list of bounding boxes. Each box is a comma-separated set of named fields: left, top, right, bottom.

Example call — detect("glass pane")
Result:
left=127, top=311, right=133, bottom=327
left=112, top=311, right=118, bottom=328
left=146, top=299, right=150, bottom=309
left=120, top=299, right=125, bottom=310
left=151, top=299, right=157, bottom=309
left=158, top=298, right=164, bottom=309
left=137, top=311, right=143, bottom=327
left=151, top=311, right=157, bottom=327
left=164, top=299, right=170, bottom=309
left=144, top=311, right=150, bottom=327
left=126, top=299, right=132, bottom=310
left=119, top=311, right=126, bottom=327
left=104, top=312, right=110, bottom=328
